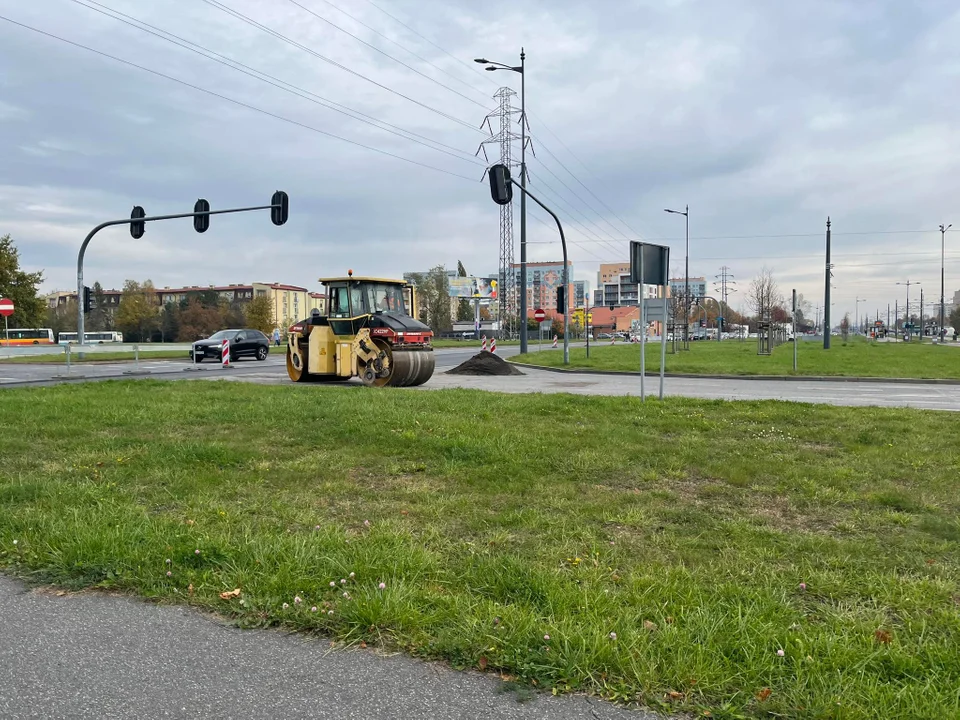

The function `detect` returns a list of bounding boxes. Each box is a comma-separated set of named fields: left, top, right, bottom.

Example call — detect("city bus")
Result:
left=57, top=331, right=124, bottom=344
left=2, top=328, right=56, bottom=345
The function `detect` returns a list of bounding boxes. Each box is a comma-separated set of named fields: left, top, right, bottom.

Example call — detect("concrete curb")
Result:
left=508, top=362, right=960, bottom=386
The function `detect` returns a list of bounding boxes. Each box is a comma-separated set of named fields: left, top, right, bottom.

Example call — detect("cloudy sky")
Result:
left=2, top=0, right=958, bottom=323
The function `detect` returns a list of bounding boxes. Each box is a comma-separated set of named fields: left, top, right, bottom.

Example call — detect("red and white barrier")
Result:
left=221, top=338, right=230, bottom=367
left=610, top=335, right=616, bottom=345
left=552, top=335, right=558, bottom=348
left=481, top=335, right=487, bottom=352
left=490, top=338, right=497, bottom=353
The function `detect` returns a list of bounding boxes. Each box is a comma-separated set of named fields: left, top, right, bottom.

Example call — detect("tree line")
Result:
left=46, top=280, right=277, bottom=342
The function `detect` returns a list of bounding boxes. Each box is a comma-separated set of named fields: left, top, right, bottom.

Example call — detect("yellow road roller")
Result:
left=286, top=272, right=435, bottom=387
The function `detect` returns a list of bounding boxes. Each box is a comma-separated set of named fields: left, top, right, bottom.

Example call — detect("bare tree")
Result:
left=747, top=267, right=784, bottom=320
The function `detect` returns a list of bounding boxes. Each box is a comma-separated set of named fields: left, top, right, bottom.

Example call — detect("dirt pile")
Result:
left=445, top=351, right=525, bottom=376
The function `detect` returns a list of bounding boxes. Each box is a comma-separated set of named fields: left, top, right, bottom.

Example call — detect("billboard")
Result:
left=449, top=277, right=498, bottom=299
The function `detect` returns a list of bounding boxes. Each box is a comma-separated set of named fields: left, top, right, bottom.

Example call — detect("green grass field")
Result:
left=514, top=337, right=960, bottom=380
left=1, top=382, right=958, bottom=719
left=1, top=349, right=190, bottom=363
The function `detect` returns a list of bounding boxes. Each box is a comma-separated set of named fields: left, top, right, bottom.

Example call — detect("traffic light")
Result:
left=83, top=286, right=92, bottom=314
left=488, top=164, right=513, bottom=205
left=193, top=198, right=210, bottom=233
left=271, top=190, right=289, bottom=226
left=130, top=205, right=146, bottom=239
left=556, top=286, right=565, bottom=311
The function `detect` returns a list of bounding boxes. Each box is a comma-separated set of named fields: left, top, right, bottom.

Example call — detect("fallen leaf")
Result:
left=185, top=519, right=195, bottom=526
left=665, top=616, right=675, bottom=624
left=219, top=588, right=241, bottom=600
left=400, top=510, right=409, bottom=516
left=925, top=559, right=935, bottom=565
left=756, top=687, right=772, bottom=702
left=666, top=691, right=684, bottom=701
left=874, top=629, right=892, bottom=644
left=359, top=641, right=367, bottom=649
left=478, top=656, right=488, bottom=671
left=187, top=583, right=194, bottom=596
left=56, top=591, right=67, bottom=597
left=643, top=620, right=658, bottom=632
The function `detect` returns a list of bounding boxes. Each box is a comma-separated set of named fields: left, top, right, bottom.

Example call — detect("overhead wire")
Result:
left=0, top=14, right=480, bottom=182
left=280, top=0, right=489, bottom=110
left=315, top=0, right=492, bottom=99
left=198, top=0, right=489, bottom=136
left=67, top=0, right=490, bottom=166
left=357, top=0, right=645, bottom=240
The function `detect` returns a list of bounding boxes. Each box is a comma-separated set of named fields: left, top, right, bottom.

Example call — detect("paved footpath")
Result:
left=0, top=575, right=652, bottom=720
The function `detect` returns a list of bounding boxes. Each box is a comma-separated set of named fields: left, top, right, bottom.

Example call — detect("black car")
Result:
left=189, top=329, right=270, bottom=362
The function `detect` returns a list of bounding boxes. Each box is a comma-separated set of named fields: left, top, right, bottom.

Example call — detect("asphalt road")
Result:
left=1, top=344, right=959, bottom=411
left=0, top=575, right=649, bottom=720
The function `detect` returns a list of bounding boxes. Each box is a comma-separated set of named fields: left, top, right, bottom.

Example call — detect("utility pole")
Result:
left=887, top=303, right=890, bottom=333
left=714, top=266, right=736, bottom=335
left=855, top=296, right=866, bottom=334
left=477, top=87, right=521, bottom=340
left=897, top=280, right=920, bottom=339
left=824, top=217, right=832, bottom=349
left=920, top=286, right=925, bottom=337
left=941, top=224, right=951, bottom=338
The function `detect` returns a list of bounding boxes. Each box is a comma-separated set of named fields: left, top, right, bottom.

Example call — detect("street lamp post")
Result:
left=664, top=205, right=689, bottom=346
left=940, top=224, right=951, bottom=338
left=855, top=297, right=866, bottom=334
left=476, top=51, right=527, bottom=352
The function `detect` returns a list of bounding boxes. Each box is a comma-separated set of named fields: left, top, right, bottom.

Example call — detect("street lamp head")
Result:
left=474, top=58, right=488, bottom=64
left=485, top=66, right=497, bottom=71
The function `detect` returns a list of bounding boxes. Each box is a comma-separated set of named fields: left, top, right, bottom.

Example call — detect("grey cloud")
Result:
left=0, top=0, right=958, bottom=322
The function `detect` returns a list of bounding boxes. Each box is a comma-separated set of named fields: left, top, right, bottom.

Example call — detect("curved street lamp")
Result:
left=664, top=205, right=689, bottom=345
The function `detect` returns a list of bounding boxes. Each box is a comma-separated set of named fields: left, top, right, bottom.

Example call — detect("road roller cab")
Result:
left=286, top=273, right=435, bottom=387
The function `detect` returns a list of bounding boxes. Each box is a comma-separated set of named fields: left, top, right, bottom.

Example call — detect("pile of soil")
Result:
left=445, top=351, right=525, bottom=376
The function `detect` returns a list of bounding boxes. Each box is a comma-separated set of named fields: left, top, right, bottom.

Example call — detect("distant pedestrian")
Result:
left=272, top=327, right=281, bottom=346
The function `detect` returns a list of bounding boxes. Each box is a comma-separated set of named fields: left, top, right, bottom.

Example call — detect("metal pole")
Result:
left=640, top=250, right=645, bottom=402
left=824, top=217, right=831, bottom=349
left=518, top=49, right=528, bottom=355
left=792, top=289, right=798, bottom=371
left=509, top=180, right=569, bottom=364
left=65, top=343, right=71, bottom=376
left=941, top=224, right=949, bottom=337
left=3, top=315, right=7, bottom=347
left=586, top=305, right=591, bottom=358
left=684, top=206, right=689, bottom=347
left=660, top=283, right=668, bottom=400
left=474, top=298, right=480, bottom=341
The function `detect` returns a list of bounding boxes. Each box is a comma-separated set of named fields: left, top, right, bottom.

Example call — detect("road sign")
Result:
left=533, top=308, right=545, bottom=322
left=0, top=298, right=13, bottom=317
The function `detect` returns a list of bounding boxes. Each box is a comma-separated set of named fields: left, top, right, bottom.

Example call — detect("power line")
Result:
left=361, top=0, right=499, bottom=87
left=316, top=0, right=491, bottom=99
left=280, top=0, right=489, bottom=110
left=67, top=0, right=488, bottom=166
left=198, top=0, right=488, bottom=136
left=357, top=0, right=647, bottom=242
left=0, top=14, right=479, bottom=181
left=528, top=156, right=626, bottom=252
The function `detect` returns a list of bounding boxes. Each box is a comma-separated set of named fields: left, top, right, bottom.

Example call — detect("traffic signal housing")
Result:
left=194, top=198, right=210, bottom=233
left=271, top=190, right=289, bottom=226
left=556, top=286, right=565, bottom=312
left=130, top=206, right=146, bottom=239
left=488, top=164, right=513, bottom=205
left=83, top=286, right=92, bottom=314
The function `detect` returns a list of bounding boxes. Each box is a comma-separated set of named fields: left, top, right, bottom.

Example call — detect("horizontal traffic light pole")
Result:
left=76, top=192, right=289, bottom=350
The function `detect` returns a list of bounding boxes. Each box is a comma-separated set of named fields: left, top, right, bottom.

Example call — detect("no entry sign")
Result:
left=0, top=298, right=13, bottom=317
left=533, top=308, right=546, bottom=322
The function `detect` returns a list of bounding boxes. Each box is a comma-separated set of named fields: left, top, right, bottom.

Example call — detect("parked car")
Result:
left=189, top=329, right=270, bottom=362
